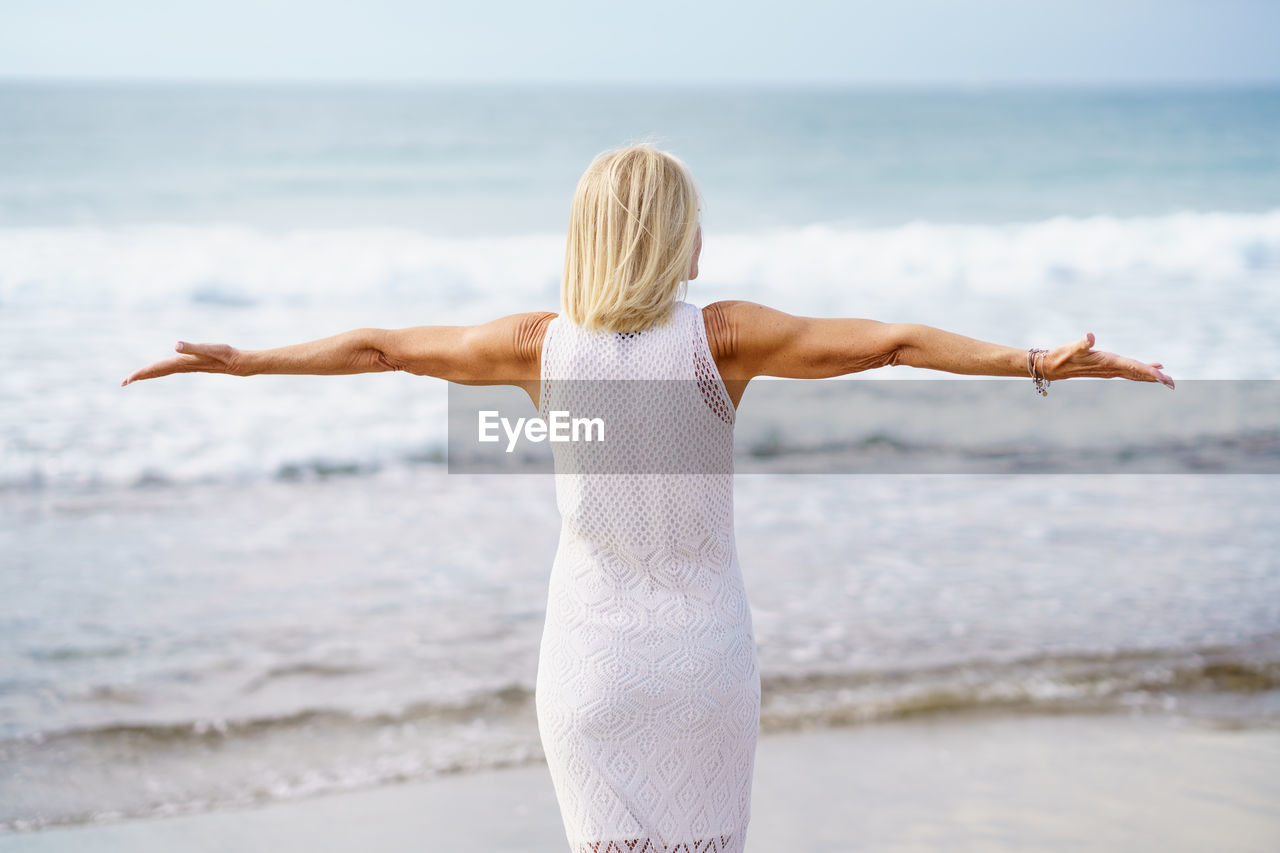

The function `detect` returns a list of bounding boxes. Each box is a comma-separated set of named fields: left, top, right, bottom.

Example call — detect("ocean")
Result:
left=1, top=81, right=1278, bottom=831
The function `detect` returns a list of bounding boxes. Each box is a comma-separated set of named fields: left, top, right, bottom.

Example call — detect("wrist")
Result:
left=1026, top=347, right=1052, bottom=396
left=231, top=348, right=258, bottom=376
left=1039, top=350, right=1056, bottom=382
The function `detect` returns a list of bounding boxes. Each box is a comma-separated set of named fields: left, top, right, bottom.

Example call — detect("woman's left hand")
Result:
left=1043, top=333, right=1174, bottom=389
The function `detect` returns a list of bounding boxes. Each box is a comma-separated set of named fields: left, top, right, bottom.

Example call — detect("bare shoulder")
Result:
left=509, top=311, right=558, bottom=364
left=703, top=300, right=803, bottom=362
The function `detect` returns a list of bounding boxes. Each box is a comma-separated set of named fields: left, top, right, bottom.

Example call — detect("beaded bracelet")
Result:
left=1027, top=347, right=1051, bottom=397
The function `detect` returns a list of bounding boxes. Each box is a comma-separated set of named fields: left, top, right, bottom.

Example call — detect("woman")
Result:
left=124, top=145, right=1174, bottom=853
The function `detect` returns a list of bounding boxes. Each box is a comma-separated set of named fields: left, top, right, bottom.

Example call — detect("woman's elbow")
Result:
left=877, top=323, right=919, bottom=369
left=838, top=323, right=910, bottom=374
left=359, top=329, right=416, bottom=374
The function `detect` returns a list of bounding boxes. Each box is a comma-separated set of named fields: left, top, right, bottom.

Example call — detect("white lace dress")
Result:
left=535, top=300, right=761, bottom=853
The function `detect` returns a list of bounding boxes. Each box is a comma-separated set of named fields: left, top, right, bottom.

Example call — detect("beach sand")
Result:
left=2, top=710, right=1276, bottom=852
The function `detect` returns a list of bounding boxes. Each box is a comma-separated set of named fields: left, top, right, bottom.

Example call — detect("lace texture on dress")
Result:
left=535, top=301, right=760, bottom=853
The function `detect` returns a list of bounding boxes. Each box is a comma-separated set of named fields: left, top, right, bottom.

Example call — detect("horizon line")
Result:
left=2, top=74, right=1279, bottom=92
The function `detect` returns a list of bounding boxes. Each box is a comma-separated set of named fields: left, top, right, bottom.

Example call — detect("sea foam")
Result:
left=3, top=209, right=1277, bottom=491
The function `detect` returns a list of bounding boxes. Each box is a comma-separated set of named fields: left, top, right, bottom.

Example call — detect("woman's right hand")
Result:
left=122, top=341, right=244, bottom=386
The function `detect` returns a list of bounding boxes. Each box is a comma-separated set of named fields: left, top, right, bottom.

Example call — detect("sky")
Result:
left=0, top=0, right=1277, bottom=86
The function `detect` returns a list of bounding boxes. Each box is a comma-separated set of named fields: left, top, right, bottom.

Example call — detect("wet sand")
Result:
left=2, top=710, right=1277, bottom=852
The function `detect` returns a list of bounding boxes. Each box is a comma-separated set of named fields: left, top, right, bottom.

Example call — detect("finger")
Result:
left=176, top=341, right=214, bottom=356
left=1134, top=360, right=1175, bottom=389
left=176, top=341, right=235, bottom=366
left=1137, top=359, right=1174, bottom=388
left=122, top=356, right=188, bottom=385
left=122, top=364, right=164, bottom=386
left=1078, top=332, right=1095, bottom=352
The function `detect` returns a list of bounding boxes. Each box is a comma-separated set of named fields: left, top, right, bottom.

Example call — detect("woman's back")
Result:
left=534, top=299, right=760, bottom=853
left=539, top=299, right=737, bottom=541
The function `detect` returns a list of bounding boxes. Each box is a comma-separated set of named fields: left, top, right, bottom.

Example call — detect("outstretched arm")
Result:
left=122, top=312, right=557, bottom=404
left=705, top=300, right=1173, bottom=389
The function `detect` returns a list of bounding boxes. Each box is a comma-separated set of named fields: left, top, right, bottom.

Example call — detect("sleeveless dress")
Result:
left=535, top=300, right=761, bottom=853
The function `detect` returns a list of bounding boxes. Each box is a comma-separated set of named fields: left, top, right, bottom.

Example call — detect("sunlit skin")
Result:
left=123, top=223, right=1174, bottom=407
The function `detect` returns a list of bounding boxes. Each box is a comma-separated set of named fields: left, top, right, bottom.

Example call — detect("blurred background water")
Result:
left=1, top=81, right=1278, bottom=831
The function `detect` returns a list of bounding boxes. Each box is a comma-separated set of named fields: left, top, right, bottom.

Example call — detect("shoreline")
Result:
left=3, top=710, right=1277, bottom=853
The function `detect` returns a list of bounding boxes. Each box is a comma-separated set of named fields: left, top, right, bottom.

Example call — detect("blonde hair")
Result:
left=562, top=144, right=702, bottom=333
